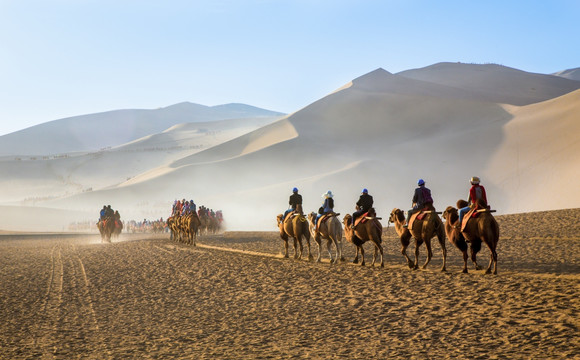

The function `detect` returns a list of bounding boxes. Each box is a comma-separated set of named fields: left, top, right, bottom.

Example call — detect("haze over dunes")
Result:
left=0, top=62, right=579, bottom=231
left=0, top=103, right=284, bottom=156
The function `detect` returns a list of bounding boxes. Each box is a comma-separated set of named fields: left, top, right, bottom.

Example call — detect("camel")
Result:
left=455, top=199, right=500, bottom=274
left=388, top=206, right=447, bottom=272
left=97, top=218, right=115, bottom=243
left=276, top=210, right=312, bottom=260
left=167, top=216, right=184, bottom=242
left=342, top=208, right=384, bottom=267
left=112, top=219, right=123, bottom=239
left=184, top=213, right=201, bottom=246
left=307, top=212, right=344, bottom=263
left=442, top=206, right=470, bottom=273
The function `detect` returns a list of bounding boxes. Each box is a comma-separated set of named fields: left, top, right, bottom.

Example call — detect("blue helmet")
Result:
left=292, top=187, right=298, bottom=193
left=362, top=188, right=368, bottom=194
left=417, top=179, right=425, bottom=186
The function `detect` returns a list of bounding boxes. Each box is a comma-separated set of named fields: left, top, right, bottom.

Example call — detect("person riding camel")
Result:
left=189, top=200, right=196, bottom=214
left=181, top=200, right=190, bottom=215
left=404, top=179, right=433, bottom=227
left=174, top=200, right=183, bottom=216
left=457, top=176, right=488, bottom=228
left=351, top=188, right=373, bottom=228
left=282, top=187, right=303, bottom=223
left=99, top=205, right=107, bottom=221
left=105, top=205, right=114, bottom=218
left=315, top=190, right=334, bottom=230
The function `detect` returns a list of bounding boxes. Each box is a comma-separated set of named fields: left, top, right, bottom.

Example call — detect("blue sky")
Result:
left=1, top=0, right=578, bottom=136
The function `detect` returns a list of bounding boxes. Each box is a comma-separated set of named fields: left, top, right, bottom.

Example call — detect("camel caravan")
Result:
left=277, top=177, right=500, bottom=274
left=166, top=199, right=224, bottom=246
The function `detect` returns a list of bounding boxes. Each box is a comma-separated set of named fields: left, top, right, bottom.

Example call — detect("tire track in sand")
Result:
left=70, top=243, right=111, bottom=357
left=33, top=243, right=64, bottom=358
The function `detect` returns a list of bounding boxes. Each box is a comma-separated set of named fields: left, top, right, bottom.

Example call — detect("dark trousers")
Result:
left=352, top=209, right=368, bottom=225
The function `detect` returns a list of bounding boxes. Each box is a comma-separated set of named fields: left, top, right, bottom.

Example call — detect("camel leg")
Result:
left=315, top=234, right=322, bottom=263
left=401, top=243, right=414, bottom=269
left=462, top=251, right=468, bottom=273
left=422, top=239, right=433, bottom=269
left=329, top=237, right=339, bottom=264
left=413, top=241, right=420, bottom=270
left=438, top=232, right=447, bottom=272
left=283, top=240, right=289, bottom=258
left=372, top=240, right=384, bottom=268
left=306, top=236, right=313, bottom=261
left=293, top=238, right=299, bottom=259
left=471, top=251, right=481, bottom=270
left=484, top=240, right=497, bottom=275
left=325, top=238, right=333, bottom=263
left=339, top=237, right=345, bottom=262
left=359, top=246, right=366, bottom=266
left=297, top=237, right=304, bottom=260
left=352, top=246, right=360, bottom=264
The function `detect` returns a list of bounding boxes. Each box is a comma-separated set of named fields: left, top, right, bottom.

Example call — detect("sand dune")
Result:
left=553, top=67, right=580, bottom=81
left=398, top=62, right=580, bottom=105
left=0, top=102, right=284, bottom=156
left=0, top=116, right=280, bottom=206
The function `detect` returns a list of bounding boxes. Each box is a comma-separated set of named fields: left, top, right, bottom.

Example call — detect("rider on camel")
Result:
left=105, top=205, right=114, bottom=218
left=315, top=190, right=334, bottom=230
left=404, top=179, right=433, bottom=227
left=351, top=188, right=373, bottom=228
left=282, top=187, right=303, bottom=223
left=457, top=176, right=488, bottom=228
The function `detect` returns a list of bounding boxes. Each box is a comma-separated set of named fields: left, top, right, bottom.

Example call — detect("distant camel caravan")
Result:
left=388, top=205, right=447, bottom=272
left=276, top=205, right=312, bottom=260
left=343, top=208, right=384, bottom=267
left=443, top=199, right=499, bottom=274
left=308, top=212, right=344, bottom=263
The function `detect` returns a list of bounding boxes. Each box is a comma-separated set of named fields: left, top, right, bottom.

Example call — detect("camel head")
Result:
left=342, top=214, right=352, bottom=227
left=276, top=214, right=283, bottom=226
left=389, top=208, right=404, bottom=224
left=442, top=206, right=458, bottom=224
left=457, top=199, right=469, bottom=209
left=308, top=212, right=316, bottom=223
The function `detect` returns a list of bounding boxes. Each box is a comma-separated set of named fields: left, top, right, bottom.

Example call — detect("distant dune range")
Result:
left=0, top=62, right=579, bottom=231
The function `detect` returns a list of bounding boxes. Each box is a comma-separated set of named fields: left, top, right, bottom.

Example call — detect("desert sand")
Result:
left=1, top=209, right=578, bottom=359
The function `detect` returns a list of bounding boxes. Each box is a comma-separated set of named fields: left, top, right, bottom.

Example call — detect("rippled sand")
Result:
left=0, top=210, right=578, bottom=359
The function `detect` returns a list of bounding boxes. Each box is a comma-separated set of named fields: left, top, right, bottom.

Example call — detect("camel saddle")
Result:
left=408, top=208, right=439, bottom=229
left=460, top=207, right=496, bottom=231
left=353, top=212, right=381, bottom=227
left=316, top=212, right=340, bottom=231
left=284, top=211, right=305, bottom=224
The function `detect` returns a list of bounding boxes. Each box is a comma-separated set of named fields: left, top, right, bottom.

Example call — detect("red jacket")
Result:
left=468, top=185, right=487, bottom=208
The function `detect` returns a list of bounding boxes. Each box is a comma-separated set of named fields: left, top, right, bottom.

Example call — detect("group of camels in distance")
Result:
left=276, top=199, right=499, bottom=275
left=167, top=211, right=223, bottom=246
